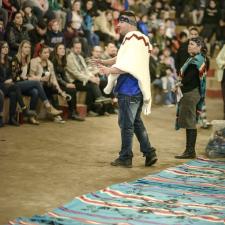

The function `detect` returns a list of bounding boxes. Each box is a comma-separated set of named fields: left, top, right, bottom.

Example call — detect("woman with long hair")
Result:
left=82, top=0, right=100, bottom=47
left=29, top=44, right=69, bottom=123
left=5, top=11, right=30, bottom=56
left=51, top=43, right=84, bottom=121
left=0, top=41, right=36, bottom=126
left=11, top=40, right=62, bottom=124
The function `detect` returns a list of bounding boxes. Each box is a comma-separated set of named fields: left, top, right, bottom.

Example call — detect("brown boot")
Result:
left=46, top=105, right=62, bottom=116
left=175, top=150, right=196, bottom=159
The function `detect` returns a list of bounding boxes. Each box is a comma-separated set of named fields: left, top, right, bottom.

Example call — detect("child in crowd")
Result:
left=161, top=66, right=176, bottom=106
left=46, top=19, right=64, bottom=50
left=21, top=2, right=38, bottom=31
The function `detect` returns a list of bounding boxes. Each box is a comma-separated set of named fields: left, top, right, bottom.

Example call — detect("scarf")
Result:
left=175, top=53, right=207, bottom=130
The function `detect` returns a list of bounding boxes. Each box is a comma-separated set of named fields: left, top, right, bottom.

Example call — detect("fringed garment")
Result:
left=176, top=53, right=207, bottom=130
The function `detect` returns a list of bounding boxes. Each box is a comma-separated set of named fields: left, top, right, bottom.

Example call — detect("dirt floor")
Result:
left=0, top=97, right=223, bottom=224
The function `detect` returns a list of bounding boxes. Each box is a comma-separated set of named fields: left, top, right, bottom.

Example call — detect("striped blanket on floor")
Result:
left=9, top=158, right=225, bottom=225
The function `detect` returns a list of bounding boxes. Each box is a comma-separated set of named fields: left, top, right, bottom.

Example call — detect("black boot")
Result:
left=111, top=158, right=132, bottom=168
left=145, top=147, right=158, bottom=166
left=175, top=129, right=197, bottom=159
left=22, top=107, right=37, bottom=118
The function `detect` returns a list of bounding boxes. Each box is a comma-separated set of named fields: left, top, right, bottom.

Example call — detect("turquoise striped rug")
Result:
left=9, top=158, right=225, bottom=225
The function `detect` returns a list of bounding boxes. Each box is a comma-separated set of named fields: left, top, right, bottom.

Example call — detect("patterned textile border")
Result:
left=8, top=158, right=225, bottom=225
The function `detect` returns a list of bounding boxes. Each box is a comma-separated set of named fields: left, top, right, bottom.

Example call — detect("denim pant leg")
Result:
left=16, top=80, right=48, bottom=108
left=27, top=89, right=39, bottom=110
left=8, top=91, right=17, bottom=117
left=164, top=91, right=173, bottom=105
left=89, top=82, right=102, bottom=99
left=133, top=101, right=153, bottom=157
left=16, top=81, right=40, bottom=110
left=118, top=94, right=141, bottom=160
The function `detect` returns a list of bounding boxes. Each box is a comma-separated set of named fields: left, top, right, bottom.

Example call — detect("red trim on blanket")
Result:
left=122, top=34, right=150, bottom=49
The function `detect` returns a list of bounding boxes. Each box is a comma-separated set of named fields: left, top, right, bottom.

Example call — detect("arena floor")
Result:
left=0, top=97, right=223, bottom=224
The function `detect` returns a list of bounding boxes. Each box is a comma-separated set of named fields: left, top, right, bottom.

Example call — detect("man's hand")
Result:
left=91, top=57, right=117, bottom=67
left=142, top=100, right=151, bottom=115
left=90, top=58, right=102, bottom=65
left=98, top=64, right=111, bottom=75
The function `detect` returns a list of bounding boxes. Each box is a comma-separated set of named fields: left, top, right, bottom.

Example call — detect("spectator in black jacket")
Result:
left=5, top=11, right=30, bottom=57
left=21, top=2, right=38, bottom=31
left=0, top=41, right=36, bottom=126
left=149, top=43, right=160, bottom=83
left=46, top=19, right=64, bottom=50
left=51, top=43, right=85, bottom=121
left=175, top=27, right=199, bottom=72
left=200, top=0, right=220, bottom=43
left=28, top=20, right=47, bottom=56
left=0, top=0, right=8, bottom=27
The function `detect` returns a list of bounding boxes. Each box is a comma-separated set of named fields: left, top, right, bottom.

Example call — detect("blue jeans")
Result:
left=16, top=80, right=48, bottom=110
left=163, top=91, right=176, bottom=105
left=117, top=93, right=153, bottom=160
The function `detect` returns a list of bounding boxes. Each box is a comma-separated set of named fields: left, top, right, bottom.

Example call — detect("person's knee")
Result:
left=29, top=88, right=39, bottom=97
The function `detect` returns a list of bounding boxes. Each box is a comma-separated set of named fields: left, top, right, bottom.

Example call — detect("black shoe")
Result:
left=175, top=151, right=196, bottom=159
left=22, top=108, right=37, bottom=117
left=111, top=158, right=132, bottom=168
left=9, top=117, right=20, bottom=126
left=145, top=148, right=158, bottom=167
left=70, top=113, right=85, bottom=121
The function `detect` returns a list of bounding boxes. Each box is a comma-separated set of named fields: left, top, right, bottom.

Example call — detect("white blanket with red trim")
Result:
left=104, top=31, right=152, bottom=115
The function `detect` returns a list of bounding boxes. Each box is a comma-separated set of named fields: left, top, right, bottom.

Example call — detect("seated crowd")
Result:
left=0, top=0, right=224, bottom=127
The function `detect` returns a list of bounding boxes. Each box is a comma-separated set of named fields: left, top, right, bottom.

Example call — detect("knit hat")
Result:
left=22, top=1, right=32, bottom=10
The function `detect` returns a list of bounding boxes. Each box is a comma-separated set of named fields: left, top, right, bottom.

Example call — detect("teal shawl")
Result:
left=175, top=53, right=207, bottom=130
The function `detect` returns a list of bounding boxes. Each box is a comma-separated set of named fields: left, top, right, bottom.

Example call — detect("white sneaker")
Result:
left=54, top=115, right=66, bottom=123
